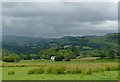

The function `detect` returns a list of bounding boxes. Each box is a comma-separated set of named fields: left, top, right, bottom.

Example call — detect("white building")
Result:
left=51, top=56, right=56, bottom=60
left=64, top=45, right=72, bottom=48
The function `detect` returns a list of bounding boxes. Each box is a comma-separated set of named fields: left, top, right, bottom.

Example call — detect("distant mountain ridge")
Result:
left=2, top=33, right=119, bottom=55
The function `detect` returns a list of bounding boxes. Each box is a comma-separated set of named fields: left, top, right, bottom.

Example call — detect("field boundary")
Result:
left=1, top=80, right=119, bottom=82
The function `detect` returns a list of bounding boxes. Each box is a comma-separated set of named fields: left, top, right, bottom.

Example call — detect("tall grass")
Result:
left=2, top=64, right=48, bottom=67
left=28, top=63, right=118, bottom=75
left=44, top=64, right=66, bottom=74
left=28, top=67, right=44, bottom=74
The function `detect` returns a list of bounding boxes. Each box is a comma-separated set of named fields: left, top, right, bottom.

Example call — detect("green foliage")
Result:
left=66, top=57, right=71, bottom=61
left=108, top=49, right=115, bottom=59
left=45, top=65, right=66, bottom=74
left=2, top=33, right=119, bottom=61
left=0, top=53, right=2, bottom=60
left=8, top=71, right=14, bottom=75
left=2, top=49, right=16, bottom=56
left=27, top=63, right=118, bottom=75
left=83, top=46, right=92, bottom=50
left=55, top=54, right=64, bottom=61
left=2, top=58, right=119, bottom=80
left=20, top=54, right=37, bottom=60
left=3, top=67, right=118, bottom=80
left=99, top=50, right=106, bottom=59
left=28, top=67, right=44, bottom=74
left=19, top=55, right=28, bottom=60
left=37, top=48, right=76, bottom=61
left=71, top=46, right=80, bottom=56
left=38, top=48, right=56, bottom=59
left=117, top=46, right=120, bottom=56
left=64, top=49, right=76, bottom=59
left=2, top=55, right=20, bottom=62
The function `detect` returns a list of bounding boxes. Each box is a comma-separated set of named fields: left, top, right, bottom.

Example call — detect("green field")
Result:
left=0, top=67, right=2, bottom=81
left=2, top=58, right=118, bottom=65
left=2, top=59, right=119, bottom=80
left=2, top=67, right=118, bottom=80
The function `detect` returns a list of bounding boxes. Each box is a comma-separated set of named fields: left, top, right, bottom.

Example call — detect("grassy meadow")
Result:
left=2, top=58, right=119, bottom=80
left=0, top=67, right=2, bottom=81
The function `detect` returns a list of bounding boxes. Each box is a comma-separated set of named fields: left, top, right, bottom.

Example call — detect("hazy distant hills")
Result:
left=2, top=33, right=119, bottom=55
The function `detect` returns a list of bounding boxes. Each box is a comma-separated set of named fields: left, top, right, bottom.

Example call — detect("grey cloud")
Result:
left=3, top=3, right=117, bottom=21
left=2, top=2, right=118, bottom=38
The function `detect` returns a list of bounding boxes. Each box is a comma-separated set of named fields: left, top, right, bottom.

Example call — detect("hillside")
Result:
left=2, top=33, right=119, bottom=55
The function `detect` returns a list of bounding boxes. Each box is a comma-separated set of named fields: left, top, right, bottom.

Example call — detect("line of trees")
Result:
left=37, top=46, right=80, bottom=61
left=2, top=46, right=119, bottom=62
left=100, top=49, right=118, bottom=59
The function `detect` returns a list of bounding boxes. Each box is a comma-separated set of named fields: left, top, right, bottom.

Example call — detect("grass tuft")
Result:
left=8, top=71, right=14, bottom=75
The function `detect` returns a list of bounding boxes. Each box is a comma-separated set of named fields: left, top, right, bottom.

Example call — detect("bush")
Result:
left=55, top=55, right=64, bottom=61
left=108, top=49, right=115, bottom=59
left=8, top=71, right=14, bottom=75
left=2, top=55, right=20, bottom=62
left=66, top=57, right=71, bottom=61
left=99, top=51, right=106, bottom=59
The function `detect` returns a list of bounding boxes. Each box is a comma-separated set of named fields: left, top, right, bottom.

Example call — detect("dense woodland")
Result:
left=2, top=33, right=120, bottom=62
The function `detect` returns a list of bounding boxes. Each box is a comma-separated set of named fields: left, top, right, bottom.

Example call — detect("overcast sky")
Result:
left=2, top=2, right=118, bottom=38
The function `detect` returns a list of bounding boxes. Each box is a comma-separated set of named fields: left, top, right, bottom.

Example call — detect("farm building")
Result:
left=51, top=56, right=56, bottom=60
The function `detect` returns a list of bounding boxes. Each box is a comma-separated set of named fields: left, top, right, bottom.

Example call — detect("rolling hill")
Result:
left=2, top=33, right=119, bottom=55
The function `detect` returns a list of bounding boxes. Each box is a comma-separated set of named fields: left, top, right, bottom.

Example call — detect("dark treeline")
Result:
left=2, top=45, right=119, bottom=62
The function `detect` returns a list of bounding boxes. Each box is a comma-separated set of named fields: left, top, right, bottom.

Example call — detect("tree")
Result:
left=71, top=46, right=80, bottom=56
left=0, top=53, right=2, bottom=60
left=64, top=49, right=75, bottom=59
left=108, top=49, right=115, bottom=59
left=55, top=54, right=64, bottom=61
left=2, top=55, right=20, bottom=62
left=100, top=51, right=106, bottom=59
left=117, top=51, right=120, bottom=56
left=19, top=54, right=28, bottom=60
left=117, top=47, right=120, bottom=56
left=54, top=50, right=65, bottom=61
left=99, top=49, right=106, bottom=59
left=37, top=48, right=56, bottom=59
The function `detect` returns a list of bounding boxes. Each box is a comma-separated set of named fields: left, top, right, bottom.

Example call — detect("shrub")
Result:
left=2, top=55, right=20, bottom=62
left=108, top=49, right=115, bottom=59
left=99, top=51, right=106, bottom=59
left=55, top=55, right=64, bottom=61
left=66, top=57, right=71, bottom=61
left=8, top=71, right=14, bottom=75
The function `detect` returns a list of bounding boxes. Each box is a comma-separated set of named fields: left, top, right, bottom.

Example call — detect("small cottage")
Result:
left=51, top=56, right=56, bottom=60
